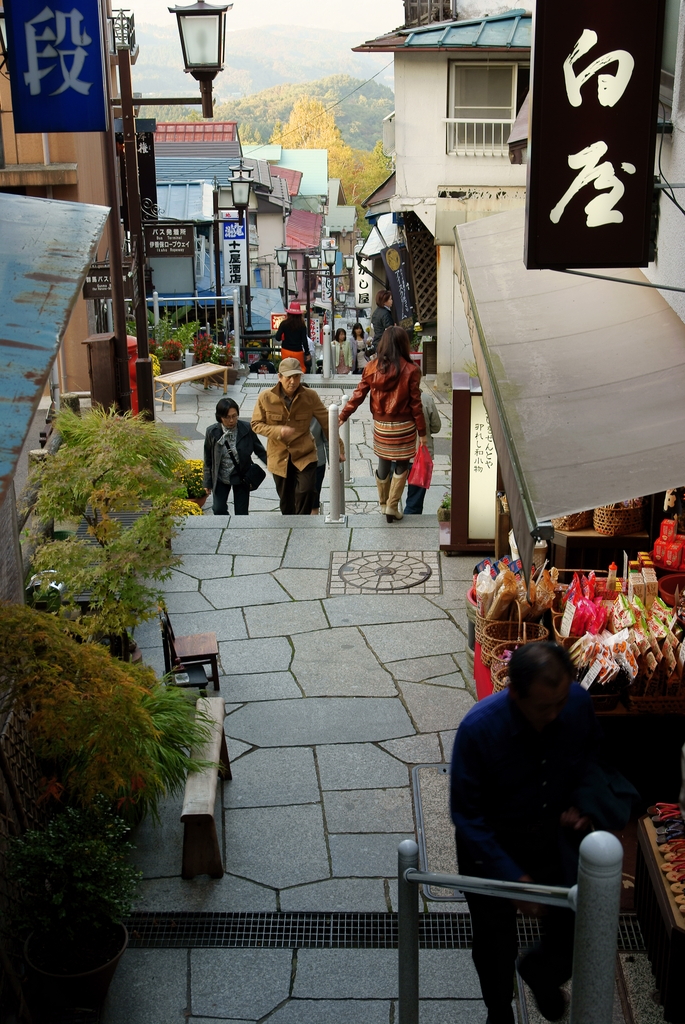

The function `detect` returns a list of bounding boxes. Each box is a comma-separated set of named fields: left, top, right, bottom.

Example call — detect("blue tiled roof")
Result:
left=356, top=9, right=531, bottom=51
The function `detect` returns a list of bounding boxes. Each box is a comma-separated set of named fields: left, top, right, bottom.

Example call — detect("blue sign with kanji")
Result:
left=4, top=0, right=108, bottom=134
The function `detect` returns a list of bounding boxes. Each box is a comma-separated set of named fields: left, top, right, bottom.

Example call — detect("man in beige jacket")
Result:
left=251, top=358, right=344, bottom=515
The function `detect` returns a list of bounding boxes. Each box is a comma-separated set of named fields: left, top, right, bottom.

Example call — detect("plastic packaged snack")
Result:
left=476, top=570, right=496, bottom=617
left=486, top=569, right=518, bottom=620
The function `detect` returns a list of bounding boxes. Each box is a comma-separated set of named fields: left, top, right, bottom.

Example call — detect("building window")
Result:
left=447, top=63, right=528, bottom=156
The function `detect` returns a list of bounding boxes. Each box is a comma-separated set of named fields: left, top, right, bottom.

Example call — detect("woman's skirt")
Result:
left=280, top=348, right=306, bottom=372
left=373, top=419, right=417, bottom=460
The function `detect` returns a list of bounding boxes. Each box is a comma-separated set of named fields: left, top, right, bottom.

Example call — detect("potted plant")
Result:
left=30, top=406, right=186, bottom=659
left=437, top=491, right=451, bottom=522
left=193, top=332, right=214, bottom=365
left=159, top=338, right=183, bottom=374
left=175, top=458, right=207, bottom=508
left=210, top=343, right=239, bottom=385
left=8, top=799, right=141, bottom=1010
left=409, top=321, right=424, bottom=372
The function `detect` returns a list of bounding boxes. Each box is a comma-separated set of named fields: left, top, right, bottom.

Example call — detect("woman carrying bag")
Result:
left=338, top=326, right=427, bottom=523
left=275, top=302, right=311, bottom=373
left=204, top=398, right=267, bottom=516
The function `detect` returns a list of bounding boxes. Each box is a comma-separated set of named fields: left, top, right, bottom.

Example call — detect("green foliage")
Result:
left=213, top=74, right=394, bottom=151
left=0, top=605, right=215, bottom=821
left=8, top=798, right=141, bottom=944
left=193, top=334, right=213, bottom=364
left=173, top=320, right=201, bottom=351
left=210, top=344, right=229, bottom=366
left=31, top=407, right=185, bottom=641
left=440, top=492, right=451, bottom=510
left=174, top=459, right=205, bottom=499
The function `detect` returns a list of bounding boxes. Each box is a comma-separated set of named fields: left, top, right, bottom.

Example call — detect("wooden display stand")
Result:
left=635, top=816, right=685, bottom=1023
left=552, top=527, right=649, bottom=571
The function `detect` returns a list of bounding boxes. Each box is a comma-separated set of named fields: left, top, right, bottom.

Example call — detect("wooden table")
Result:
left=155, top=363, right=229, bottom=413
left=635, top=816, right=685, bottom=1022
left=552, top=527, right=649, bottom=570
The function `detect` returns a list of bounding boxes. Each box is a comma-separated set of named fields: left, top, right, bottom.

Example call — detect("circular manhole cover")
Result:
left=338, top=553, right=432, bottom=591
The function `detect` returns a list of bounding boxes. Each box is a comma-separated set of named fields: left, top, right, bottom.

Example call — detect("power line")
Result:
left=244, top=60, right=394, bottom=154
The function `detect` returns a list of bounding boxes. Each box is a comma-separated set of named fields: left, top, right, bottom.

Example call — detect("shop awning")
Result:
left=455, top=207, right=685, bottom=574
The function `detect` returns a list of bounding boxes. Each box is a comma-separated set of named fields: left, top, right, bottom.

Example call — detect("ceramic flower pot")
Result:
left=25, top=923, right=128, bottom=1010
left=188, top=494, right=208, bottom=509
left=160, top=359, right=183, bottom=375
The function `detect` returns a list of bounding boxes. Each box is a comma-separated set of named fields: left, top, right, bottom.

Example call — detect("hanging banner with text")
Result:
left=355, top=252, right=372, bottom=309
left=381, top=245, right=415, bottom=328
left=144, top=223, right=195, bottom=258
left=525, top=0, right=665, bottom=269
left=4, top=0, right=108, bottom=133
left=222, top=219, right=248, bottom=288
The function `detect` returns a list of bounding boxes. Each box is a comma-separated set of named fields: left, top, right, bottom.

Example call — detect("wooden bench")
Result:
left=181, top=697, right=232, bottom=880
left=155, top=362, right=230, bottom=413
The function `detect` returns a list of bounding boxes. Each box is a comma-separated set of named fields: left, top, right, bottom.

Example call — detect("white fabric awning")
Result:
left=360, top=214, right=400, bottom=259
left=455, top=207, right=685, bottom=572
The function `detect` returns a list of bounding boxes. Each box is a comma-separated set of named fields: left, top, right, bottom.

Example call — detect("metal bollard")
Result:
left=152, top=290, right=160, bottom=326
left=323, top=325, right=332, bottom=380
left=325, top=403, right=346, bottom=524
left=569, top=831, right=623, bottom=1024
left=398, top=839, right=420, bottom=1024
left=340, top=395, right=354, bottom=485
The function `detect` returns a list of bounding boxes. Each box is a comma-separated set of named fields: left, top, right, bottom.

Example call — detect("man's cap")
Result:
left=278, top=357, right=302, bottom=377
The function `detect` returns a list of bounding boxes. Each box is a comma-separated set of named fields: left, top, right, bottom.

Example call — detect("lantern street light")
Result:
left=275, top=245, right=289, bottom=308
left=230, top=162, right=253, bottom=327
left=168, top=1, right=232, bottom=117
left=323, top=245, right=337, bottom=338
left=344, top=253, right=355, bottom=297
left=305, top=252, right=320, bottom=339
left=0, top=8, right=7, bottom=71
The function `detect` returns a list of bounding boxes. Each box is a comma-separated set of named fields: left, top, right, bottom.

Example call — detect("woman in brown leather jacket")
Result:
left=339, top=326, right=427, bottom=522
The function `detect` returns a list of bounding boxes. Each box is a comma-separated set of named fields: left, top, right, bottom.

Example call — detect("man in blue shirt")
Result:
left=450, top=643, right=599, bottom=1024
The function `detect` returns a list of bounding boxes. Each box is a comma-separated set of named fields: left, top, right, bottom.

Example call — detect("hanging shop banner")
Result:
left=144, top=223, right=195, bottom=258
left=355, top=252, right=372, bottom=309
left=82, top=263, right=134, bottom=300
left=381, top=245, right=415, bottom=327
left=222, top=219, right=248, bottom=288
left=271, top=313, right=287, bottom=333
left=525, top=0, right=665, bottom=269
left=4, top=0, right=108, bottom=134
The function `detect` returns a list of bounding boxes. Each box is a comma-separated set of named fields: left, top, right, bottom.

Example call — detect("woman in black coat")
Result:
left=203, top=398, right=267, bottom=515
left=370, top=290, right=394, bottom=353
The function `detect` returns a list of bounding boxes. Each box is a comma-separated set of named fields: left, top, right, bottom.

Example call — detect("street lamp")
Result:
left=230, top=163, right=253, bottom=327
left=344, top=254, right=355, bottom=299
left=276, top=245, right=289, bottom=306
left=323, top=245, right=337, bottom=339
left=168, top=1, right=232, bottom=117
left=0, top=8, right=7, bottom=62
left=305, top=252, right=320, bottom=338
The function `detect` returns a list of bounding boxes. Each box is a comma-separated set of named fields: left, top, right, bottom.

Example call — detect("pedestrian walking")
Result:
left=249, top=346, right=277, bottom=375
left=450, top=643, right=601, bottom=1024
left=309, top=416, right=328, bottom=515
left=275, top=302, right=312, bottom=374
left=350, top=322, right=365, bottom=373
left=404, top=385, right=441, bottom=515
left=369, top=290, right=394, bottom=354
left=251, top=358, right=344, bottom=515
left=203, top=398, right=267, bottom=516
left=338, top=326, right=427, bottom=523
left=332, top=328, right=353, bottom=374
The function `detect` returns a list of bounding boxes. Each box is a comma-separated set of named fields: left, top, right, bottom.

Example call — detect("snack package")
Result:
left=530, top=569, right=555, bottom=619
left=486, top=569, right=518, bottom=621
left=612, top=594, right=636, bottom=633
left=653, top=539, right=668, bottom=565
left=476, top=569, right=496, bottom=617
left=664, top=541, right=684, bottom=569
left=661, top=518, right=677, bottom=542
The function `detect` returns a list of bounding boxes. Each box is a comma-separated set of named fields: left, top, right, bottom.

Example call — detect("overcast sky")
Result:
left=126, top=0, right=405, bottom=35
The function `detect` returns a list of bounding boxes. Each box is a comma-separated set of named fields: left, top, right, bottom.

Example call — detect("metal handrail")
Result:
left=398, top=832, right=623, bottom=1024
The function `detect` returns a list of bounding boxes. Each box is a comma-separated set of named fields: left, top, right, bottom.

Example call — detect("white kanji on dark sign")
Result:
left=24, top=6, right=93, bottom=97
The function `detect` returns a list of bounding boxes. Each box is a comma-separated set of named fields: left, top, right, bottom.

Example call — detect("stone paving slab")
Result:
left=323, top=594, right=447, bottom=627
left=163, top=591, right=215, bottom=614
left=290, top=627, right=396, bottom=697
left=178, top=514, right=230, bottom=528
left=380, top=733, right=444, bottom=764
left=217, top=527, right=291, bottom=556
left=160, top=569, right=201, bottom=592
left=233, top=555, right=283, bottom=575
left=172, top=529, right=223, bottom=554
left=398, top=681, right=475, bottom=734
left=224, top=803, right=329, bottom=888
left=283, top=528, right=352, bottom=568
left=329, top=832, right=414, bottom=877
left=176, top=554, right=235, bottom=579
left=224, top=697, right=414, bottom=746
left=316, top=743, right=409, bottom=790
left=385, top=653, right=460, bottom=682
left=170, top=608, right=247, bottom=642
left=135, top=873, right=277, bottom=912
left=324, top=787, right=415, bottom=833
left=349, top=528, right=441, bottom=551
left=271, top=567, right=330, bottom=599
left=244, top=599, right=328, bottom=637
left=190, top=948, right=292, bottom=1019
left=440, top=554, right=478, bottom=581
left=102, top=949, right=187, bottom=1024
left=265, top=1000, right=390, bottom=1024
left=278, top=877, right=391, bottom=913
left=220, top=637, right=293, bottom=675
left=362, top=619, right=466, bottom=662
left=439, top=730, right=458, bottom=760
left=222, top=672, right=302, bottom=702
left=223, top=747, right=319, bottom=808
left=203, top=573, right=292, bottom=609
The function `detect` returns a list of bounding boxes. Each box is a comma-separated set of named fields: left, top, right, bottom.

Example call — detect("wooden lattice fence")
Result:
left=404, top=211, right=438, bottom=324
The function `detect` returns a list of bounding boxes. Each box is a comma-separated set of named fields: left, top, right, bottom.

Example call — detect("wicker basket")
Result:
left=481, top=608, right=549, bottom=668
left=491, top=664, right=510, bottom=693
left=551, top=510, right=594, bottom=532
left=589, top=692, right=620, bottom=712
left=593, top=504, right=644, bottom=537
left=628, top=696, right=685, bottom=715
left=489, top=641, right=523, bottom=681
left=551, top=612, right=583, bottom=651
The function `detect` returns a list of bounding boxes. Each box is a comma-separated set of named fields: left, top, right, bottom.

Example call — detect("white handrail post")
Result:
left=398, top=839, right=420, bottom=1024
left=232, top=287, right=241, bottom=367
left=569, top=831, right=623, bottom=1024
left=152, top=290, right=159, bottom=326
left=340, top=394, right=354, bottom=485
left=322, top=324, right=332, bottom=380
left=325, top=403, right=346, bottom=524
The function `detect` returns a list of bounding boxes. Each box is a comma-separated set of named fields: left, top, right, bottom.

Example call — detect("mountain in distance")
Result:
left=132, top=22, right=394, bottom=104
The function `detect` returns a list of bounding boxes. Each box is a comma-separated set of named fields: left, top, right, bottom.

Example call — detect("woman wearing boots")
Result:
left=338, top=326, right=427, bottom=523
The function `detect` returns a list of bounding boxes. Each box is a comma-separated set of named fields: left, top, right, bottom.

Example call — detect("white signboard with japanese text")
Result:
left=222, top=219, right=248, bottom=288
left=468, top=396, right=498, bottom=540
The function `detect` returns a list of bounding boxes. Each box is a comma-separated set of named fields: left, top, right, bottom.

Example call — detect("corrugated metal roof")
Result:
left=156, top=157, right=240, bottom=185
left=155, top=181, right=214, bottom=222
left=278, top=150, right=328, bottom=197
left=245, top=288, right=285, bottom=334
left=155, top=121, right=238, bottom=143
left=155, top=141, right=241, bottom=159
left=0, top=193, right=108, bottom=507
left=354, top=9, right=531, bottom=51
left=271, top=166, right=302, bottom=197
left=286, top=208, right=323, bottom=249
